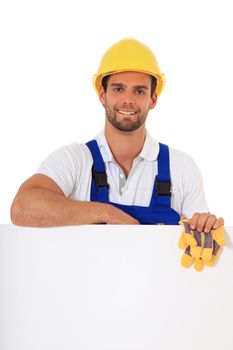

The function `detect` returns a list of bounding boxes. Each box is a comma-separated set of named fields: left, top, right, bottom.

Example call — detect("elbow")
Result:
left=10, top=197, right=24, bottom=226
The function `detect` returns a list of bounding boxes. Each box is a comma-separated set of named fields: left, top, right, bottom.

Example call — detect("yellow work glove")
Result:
left=178, top=219, right=225, bottom=272
left=205, top=226, right=225, bottom=266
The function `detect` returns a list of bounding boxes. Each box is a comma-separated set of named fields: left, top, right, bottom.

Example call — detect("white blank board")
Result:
left=0, top=224, right=233, bottom=350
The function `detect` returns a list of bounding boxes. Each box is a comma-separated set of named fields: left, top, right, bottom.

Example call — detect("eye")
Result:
left=135, top=89, right=146, bottom=95
left=113, top=87, right=123, bottom=93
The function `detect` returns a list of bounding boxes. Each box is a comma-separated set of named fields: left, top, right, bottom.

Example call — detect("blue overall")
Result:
left=86, top=140, right=180, bottom=225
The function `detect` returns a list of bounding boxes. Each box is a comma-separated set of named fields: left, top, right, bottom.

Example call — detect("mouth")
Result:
left=116, top=109, right=137, bottom=115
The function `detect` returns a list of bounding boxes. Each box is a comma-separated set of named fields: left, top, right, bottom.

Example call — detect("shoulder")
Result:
left=168, top=145, right=205, bottom=193
left=168, top=146, right=197, bottom=169
left=168, top=146, right=203, bottom=185
left=36, top=141, right=94, bottom=197
left=167, top=146, right=209, bottom=216
left=37, top=141, right=94, bottom=180
left=43, top=142, right=93, bottom=165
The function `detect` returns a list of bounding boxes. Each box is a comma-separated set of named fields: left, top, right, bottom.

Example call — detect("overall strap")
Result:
left=86, top=140, right=110, bottom=203
left=150, top=142, right=172, bottom=207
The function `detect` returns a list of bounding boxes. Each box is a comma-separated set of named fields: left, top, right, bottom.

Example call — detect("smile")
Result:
left=117, top=110, right=137, bottom=115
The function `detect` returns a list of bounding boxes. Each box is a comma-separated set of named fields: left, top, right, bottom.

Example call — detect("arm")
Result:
left=180, top=155, right=224, bottom=231
left=10, top=174, right=139, bottom=227
left=178, top=153, right=224, bottom=232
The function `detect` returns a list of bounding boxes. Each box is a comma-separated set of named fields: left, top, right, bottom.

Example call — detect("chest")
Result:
left=101, top=159, right=158, bottom=205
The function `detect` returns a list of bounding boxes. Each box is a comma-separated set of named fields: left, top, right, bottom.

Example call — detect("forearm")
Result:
left=11, top=188, right=111, bottom=227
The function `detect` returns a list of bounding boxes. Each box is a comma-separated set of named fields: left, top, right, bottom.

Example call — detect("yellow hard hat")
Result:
left=93, top=38, right=165, bottom=96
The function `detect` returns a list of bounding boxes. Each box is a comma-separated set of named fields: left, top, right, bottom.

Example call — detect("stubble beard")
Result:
left=105, top=105, right=147, bottom=132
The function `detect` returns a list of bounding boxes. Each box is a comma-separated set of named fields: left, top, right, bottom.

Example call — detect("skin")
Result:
left=11, top=71, right=224, bottom=230
left=188, top=213, right=224, bottom=233
left=99, top=72, right=157, bottom=176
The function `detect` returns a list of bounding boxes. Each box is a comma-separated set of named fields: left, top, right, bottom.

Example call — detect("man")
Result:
left=11, top=38, right=224, bottom=232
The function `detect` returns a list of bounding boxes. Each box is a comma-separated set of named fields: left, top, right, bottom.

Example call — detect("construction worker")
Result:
left=11, top=38, right=224, bottom=232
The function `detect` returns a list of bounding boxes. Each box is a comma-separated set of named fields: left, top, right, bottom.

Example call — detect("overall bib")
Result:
left=86, top=140, right=180, bottom=225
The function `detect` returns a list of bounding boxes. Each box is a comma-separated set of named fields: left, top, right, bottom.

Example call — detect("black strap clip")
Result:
left=155, top=176, right=171, bottom=196
left=92, top=168, right=109, bottom=188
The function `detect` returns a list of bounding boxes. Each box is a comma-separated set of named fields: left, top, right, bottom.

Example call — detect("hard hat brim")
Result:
left=93, top=70, right=165, bottom=96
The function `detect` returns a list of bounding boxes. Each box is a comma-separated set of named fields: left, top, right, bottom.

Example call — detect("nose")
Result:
left=121, top=92, right=135, bottom=108
left=122, top=101, right=133, bottom=108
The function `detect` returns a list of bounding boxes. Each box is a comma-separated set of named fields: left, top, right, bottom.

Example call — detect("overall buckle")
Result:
left=92, top=168, right=109, bottom=188
left=155, top=176, right=171, bottom=196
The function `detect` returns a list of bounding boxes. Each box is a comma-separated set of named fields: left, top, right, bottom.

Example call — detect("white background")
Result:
left=0, top=0, right=232, bottom=224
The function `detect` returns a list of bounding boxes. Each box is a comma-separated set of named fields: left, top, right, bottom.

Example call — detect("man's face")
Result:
left=99, top=71, right=157, bottom=132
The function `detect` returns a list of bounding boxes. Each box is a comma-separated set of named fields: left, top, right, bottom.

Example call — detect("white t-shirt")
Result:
left=36, top=130, right=209, bottom=218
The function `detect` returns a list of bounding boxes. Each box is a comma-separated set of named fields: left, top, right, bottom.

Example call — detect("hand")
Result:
left=189, top=212, right=224, bottom=233
left=178, top=217, right=225, bottom=271
left=104, top=204, right=140, bottom=225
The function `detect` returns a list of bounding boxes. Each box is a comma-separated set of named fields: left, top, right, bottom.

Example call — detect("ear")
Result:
left=149, top=92, right=157, bottom=110
left=98, top=86, right=106, bottom=105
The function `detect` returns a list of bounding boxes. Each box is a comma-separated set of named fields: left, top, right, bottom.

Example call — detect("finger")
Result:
left=179, top=216, right=189, bottom=225
left=189, top=212, right=201, bottom=230
left=203, top=214, right=217, bottom=233
left=213, top=217, right=224, bottom=229
left=194, top=213, right=211, bottom=232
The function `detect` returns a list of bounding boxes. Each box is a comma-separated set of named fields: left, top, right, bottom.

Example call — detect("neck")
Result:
left=104, top=122, right=146, bottom=177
